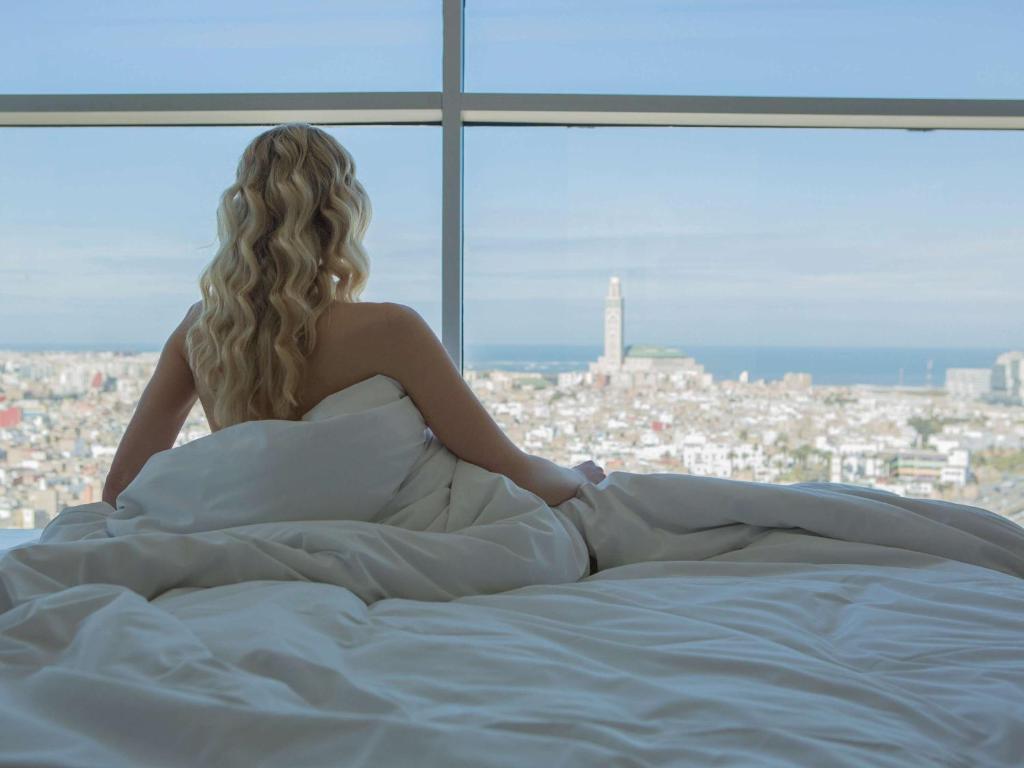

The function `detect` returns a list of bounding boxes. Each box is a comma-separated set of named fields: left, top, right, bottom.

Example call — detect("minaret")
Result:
left=604, top=276, right=624, bottom=369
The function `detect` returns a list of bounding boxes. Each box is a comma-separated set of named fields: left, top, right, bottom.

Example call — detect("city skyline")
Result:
left=3, top=275, right=1016, bottom=393
left=2, top=270, right=1022, bottom=530
left=5, top=342, right=1024, bottom=529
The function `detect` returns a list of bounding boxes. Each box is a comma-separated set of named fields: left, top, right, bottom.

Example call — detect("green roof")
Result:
left=625, top=344, right=686, bottom=359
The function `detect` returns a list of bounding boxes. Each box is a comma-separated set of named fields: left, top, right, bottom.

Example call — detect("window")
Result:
left=3, top=2, right=1023, bottom=532
left=0, top=126, right=440, bottom=344
left=466, top=0, right=1024, bottom=98
left=3, top=1, right=441, bottom=93
left=465, top=126, right=1024, bottom=514
left=0, top=125, right=439, bottom=527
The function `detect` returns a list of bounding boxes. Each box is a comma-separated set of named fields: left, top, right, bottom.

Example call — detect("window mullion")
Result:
left=441, top=0, right=465, bottom=370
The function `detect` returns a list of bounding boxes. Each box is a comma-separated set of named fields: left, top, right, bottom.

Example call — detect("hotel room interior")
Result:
left=1, top=1, right=1023, bottom=765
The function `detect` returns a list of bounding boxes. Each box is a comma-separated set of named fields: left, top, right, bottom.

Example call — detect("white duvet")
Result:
left=2, top=374, right=1023, bottom=767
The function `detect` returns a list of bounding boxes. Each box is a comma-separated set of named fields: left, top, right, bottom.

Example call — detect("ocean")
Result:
left=0, top=342, right=1011, bottom=388
left=464, top=345, right=1010, bottom=387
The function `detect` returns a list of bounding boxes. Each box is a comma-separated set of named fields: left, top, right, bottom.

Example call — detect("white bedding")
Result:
left=2, top=374, right=1022, bottom=767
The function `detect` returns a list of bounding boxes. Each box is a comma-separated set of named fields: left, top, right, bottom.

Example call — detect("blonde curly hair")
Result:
left=185, top=123, right=371, bottom=428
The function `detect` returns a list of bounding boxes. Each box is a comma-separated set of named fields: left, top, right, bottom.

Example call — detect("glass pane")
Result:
left=466, top=0, right=1024, bottom=98
left=4, top=1, right=440, bottom=93
left=465, top=126, right=1024, bottom=526
left=0, top=125, right=440, bottom=529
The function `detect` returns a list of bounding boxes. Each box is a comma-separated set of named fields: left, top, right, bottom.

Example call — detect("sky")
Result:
left=1, top=1, right=1023, bottom=350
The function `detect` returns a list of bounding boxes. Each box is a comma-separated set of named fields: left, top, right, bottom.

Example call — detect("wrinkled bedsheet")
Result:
left=2, top=375, right=1023, bottom=767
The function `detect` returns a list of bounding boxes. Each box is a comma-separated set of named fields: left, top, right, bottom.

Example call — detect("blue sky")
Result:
left=1, top=2, right=1022, bottom=349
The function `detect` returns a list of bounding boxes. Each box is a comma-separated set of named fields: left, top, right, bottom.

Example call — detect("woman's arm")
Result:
left=507, top=453, right=590, bottom=508
left=376, top=304, right=586, bottom=506
left=101, top=306, right=199, bottom=507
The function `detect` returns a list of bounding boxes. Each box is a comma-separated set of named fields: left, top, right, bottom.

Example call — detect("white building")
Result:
left=588, top=276, right=711, bottom=389
left=945, top=367, right=992, bottom=400
left=991, top=351, right=1024, bottom=404
left=676, top=433, right=733, bottom=478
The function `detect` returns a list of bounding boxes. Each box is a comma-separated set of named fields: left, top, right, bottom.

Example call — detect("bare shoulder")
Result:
left=327, top=301, right=427, bottom=338
left=168, top=300, right=204, bottom=357
left=352, top=300, right=421, bottom=322
left=314, top=300, right=437, bottom=379
left=175, top=300, right=204, bottom=335
left=375, top=302, right=437, bottom=356
left=378, top=302, right=430, bottom=335
left=323, top=300, right=421, bottom=338
left=340, top=301, right=442, bottom=373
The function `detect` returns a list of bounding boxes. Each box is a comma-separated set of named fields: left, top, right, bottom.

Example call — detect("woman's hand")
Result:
left=573, top=460, right=606, bottom=485
left=506, top=455, right=606, bottom=506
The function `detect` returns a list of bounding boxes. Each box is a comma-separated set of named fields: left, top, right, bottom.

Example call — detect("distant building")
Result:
left=991, top=351, right=1024, bottom=404
left=782, top=372, right=812, bottom=390
left=945, top=368, right=992, bottom=400
left=588, top=276, right=711, bottom=389
left=0, top=406, right=21, bottom=428
left=885, top=449, right=969, bottom=489
left=598, top=276, right=624, bottom=370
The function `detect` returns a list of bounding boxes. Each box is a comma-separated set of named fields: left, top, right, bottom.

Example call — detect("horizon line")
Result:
left=0, top=342, right=1019, bottom=353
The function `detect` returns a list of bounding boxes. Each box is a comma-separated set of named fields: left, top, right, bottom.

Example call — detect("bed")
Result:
left=2, top=376, right=1022, bottom=767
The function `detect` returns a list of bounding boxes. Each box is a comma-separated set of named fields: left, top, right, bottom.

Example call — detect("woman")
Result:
left=101, top=123, right=605, bottom=509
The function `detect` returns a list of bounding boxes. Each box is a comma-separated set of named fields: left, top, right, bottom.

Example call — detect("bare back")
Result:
left=191, top=299, right=395, bottom=432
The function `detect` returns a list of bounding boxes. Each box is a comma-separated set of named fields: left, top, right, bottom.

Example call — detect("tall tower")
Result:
left=604, top=276, right=624, bottom=368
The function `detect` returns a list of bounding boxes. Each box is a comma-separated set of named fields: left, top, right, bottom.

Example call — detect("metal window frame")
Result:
left=3, top=0, right=1024, bottom=368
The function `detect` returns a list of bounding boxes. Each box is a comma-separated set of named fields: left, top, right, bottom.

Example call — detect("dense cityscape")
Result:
left=2, top=278, right=1023, bottom=530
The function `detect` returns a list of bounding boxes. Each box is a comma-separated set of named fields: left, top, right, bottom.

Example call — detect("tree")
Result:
left=908, top=415, right=944, bottom=448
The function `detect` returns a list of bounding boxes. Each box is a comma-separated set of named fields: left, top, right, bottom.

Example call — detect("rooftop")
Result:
left=625, top=344, right=687, bottom=359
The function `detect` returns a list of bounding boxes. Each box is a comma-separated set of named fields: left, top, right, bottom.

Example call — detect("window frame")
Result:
left=2, top=0, right=1023, bottom=369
